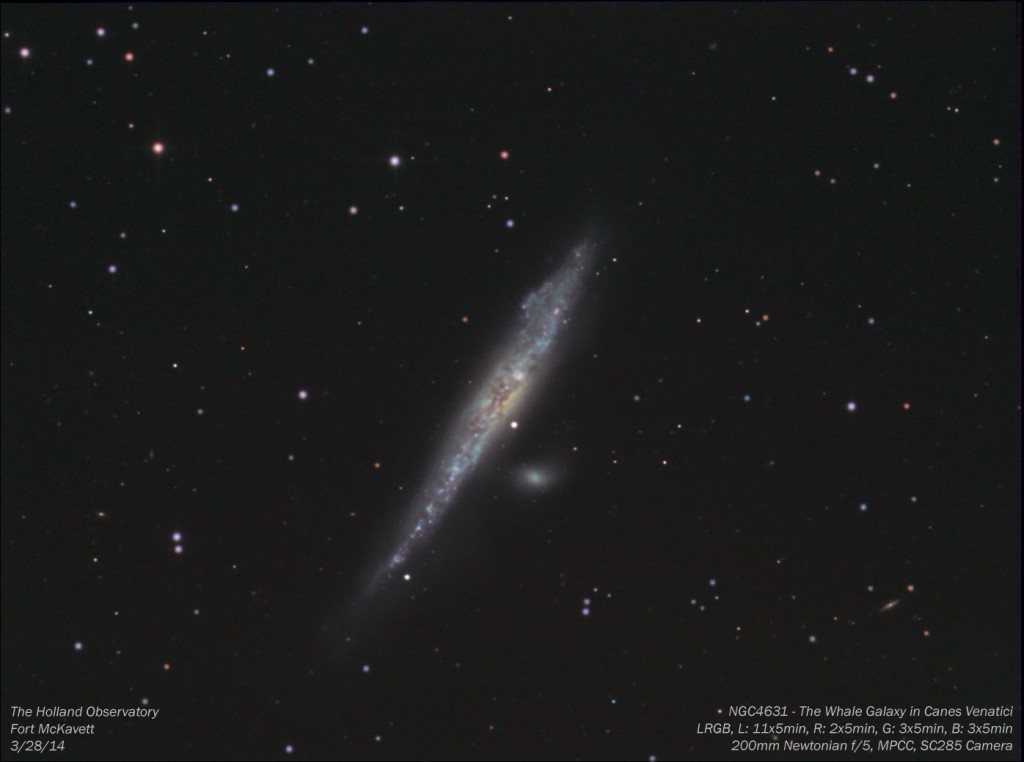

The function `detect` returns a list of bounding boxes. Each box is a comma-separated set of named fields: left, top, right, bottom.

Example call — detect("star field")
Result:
left=1, top=4, right=1019, bottom=760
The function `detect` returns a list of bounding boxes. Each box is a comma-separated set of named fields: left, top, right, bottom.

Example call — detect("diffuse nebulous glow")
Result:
left=364, top=242, right=594, bottom=595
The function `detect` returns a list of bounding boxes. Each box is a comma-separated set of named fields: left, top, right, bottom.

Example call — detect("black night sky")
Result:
left=1, top=4, right=1020, bottom=761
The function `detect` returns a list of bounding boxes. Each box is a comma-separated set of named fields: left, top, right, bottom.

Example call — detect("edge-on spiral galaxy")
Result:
left=363, top=242, right=595, bottom=596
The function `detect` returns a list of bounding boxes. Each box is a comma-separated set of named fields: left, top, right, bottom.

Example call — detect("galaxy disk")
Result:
left=363, top=243, right=595, bottom=596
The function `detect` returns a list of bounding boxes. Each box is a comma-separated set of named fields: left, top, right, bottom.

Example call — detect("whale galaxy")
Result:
left=362, top=242, right=595, bottom=597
